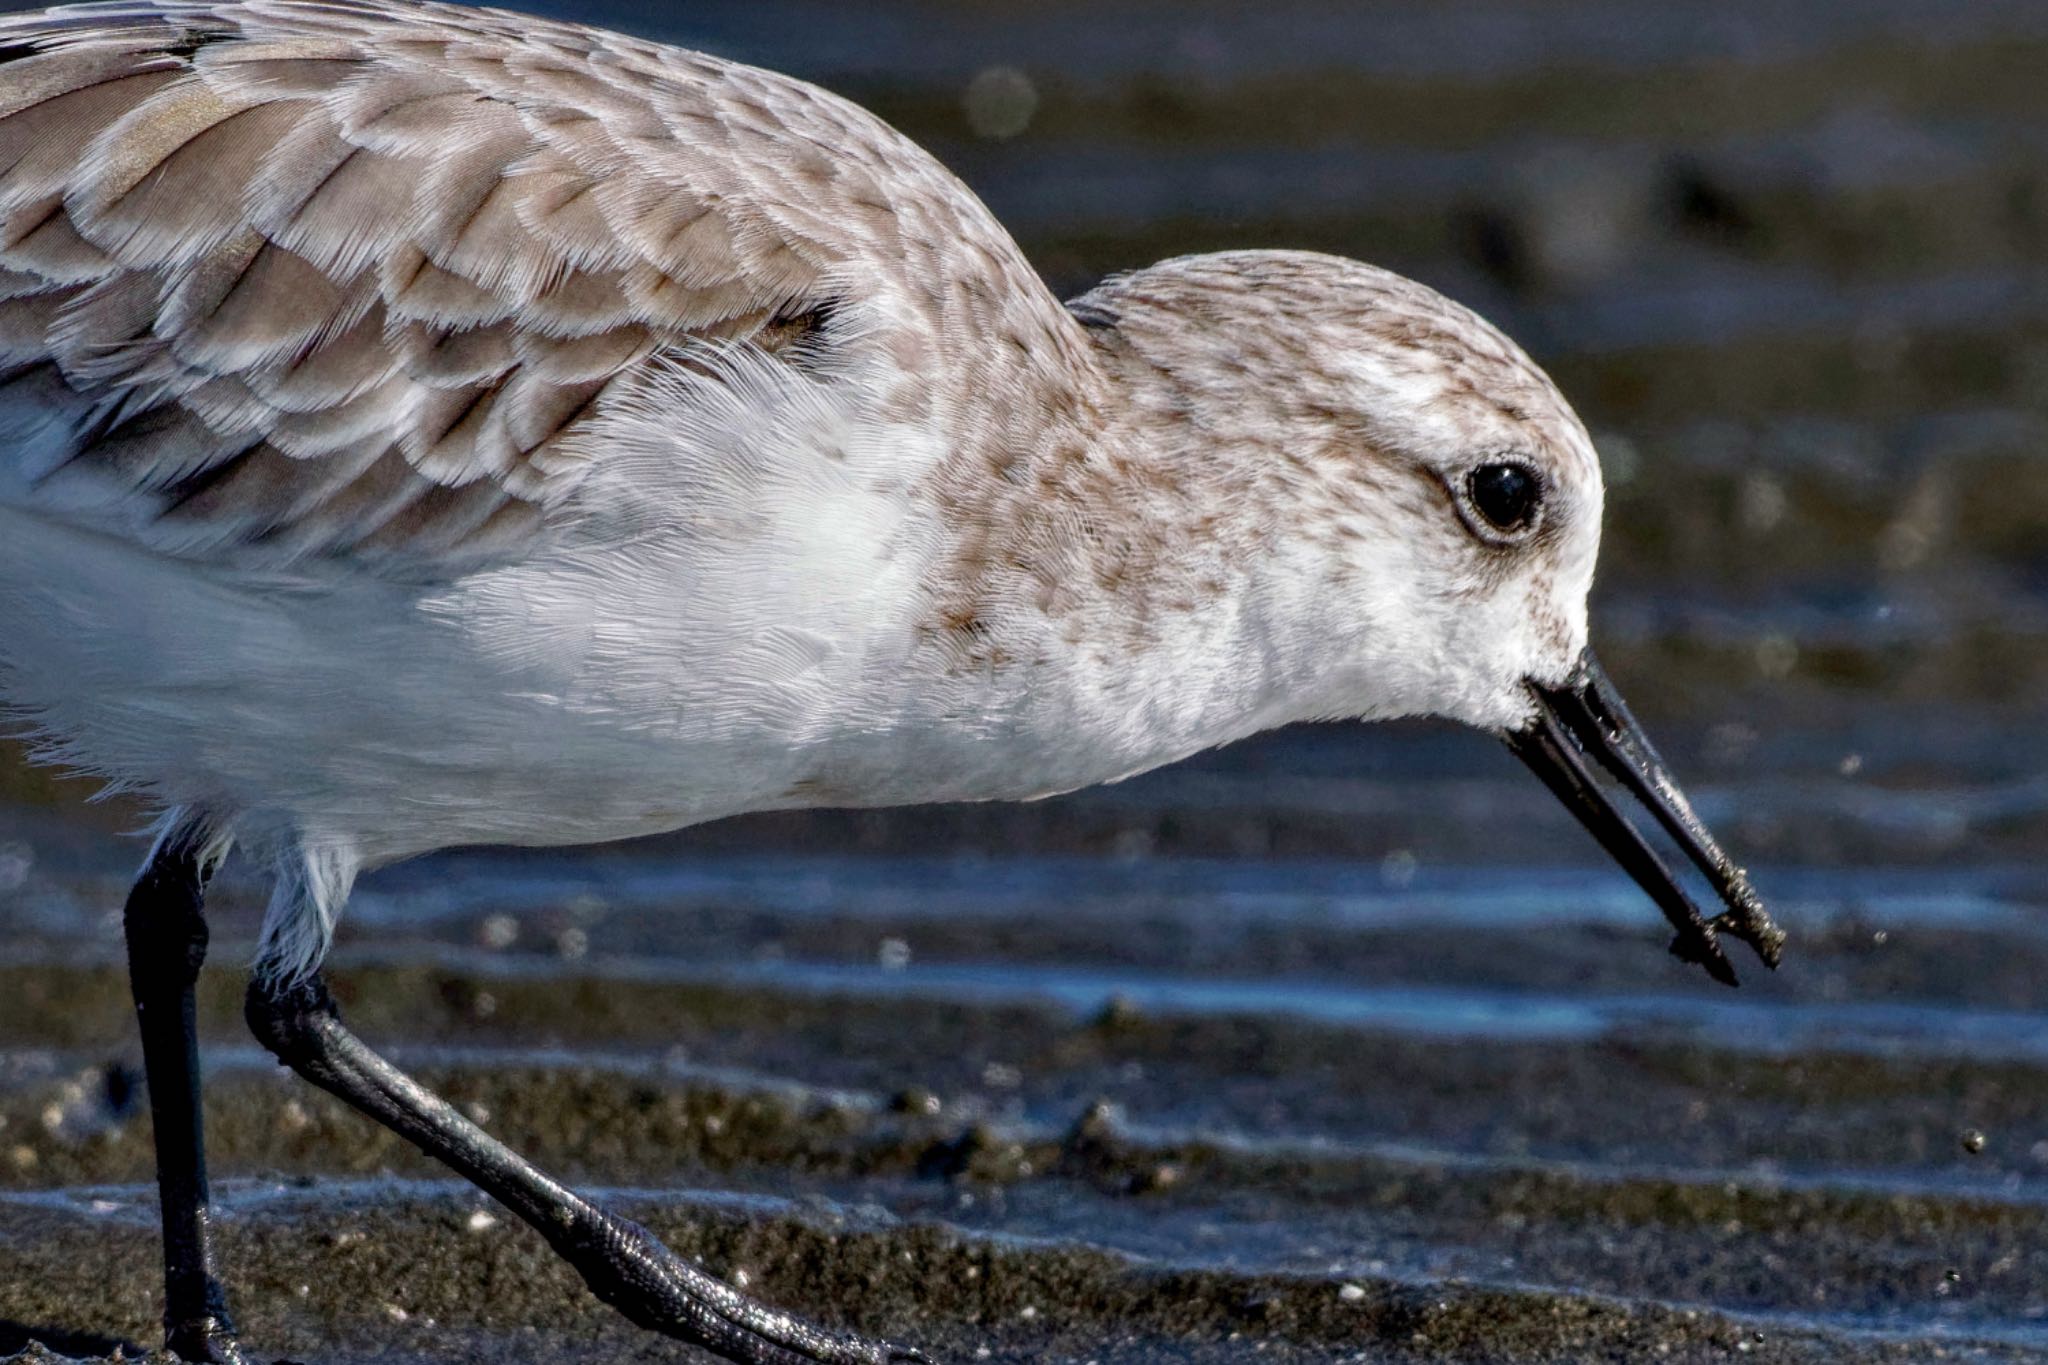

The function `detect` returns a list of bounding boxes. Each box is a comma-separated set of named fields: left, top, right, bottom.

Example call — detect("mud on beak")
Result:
left=1506, top=650, right=1786, bottom=986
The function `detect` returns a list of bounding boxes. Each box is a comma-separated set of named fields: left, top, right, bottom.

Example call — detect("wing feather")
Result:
left=0, top=0, right=1086, bottom=575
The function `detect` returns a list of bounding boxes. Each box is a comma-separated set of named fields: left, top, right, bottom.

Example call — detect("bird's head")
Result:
left=1070, top=249, right=1784, bottom=983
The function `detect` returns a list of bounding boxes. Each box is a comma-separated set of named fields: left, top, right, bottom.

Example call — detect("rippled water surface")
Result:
left=2, top=0, right=2046, bottom=1361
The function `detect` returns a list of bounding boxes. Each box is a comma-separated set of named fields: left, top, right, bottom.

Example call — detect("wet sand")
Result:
left=2, top=998, right=2042, bottom=1363
left=3, top=841, right=2046, bottom=1364
left=2, top=1180, right=2035, bottom=1364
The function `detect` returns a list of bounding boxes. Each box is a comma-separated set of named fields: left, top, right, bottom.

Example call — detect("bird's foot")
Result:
left=582, top=1214, right=936, bottom=1364
left=164, top=1315, right=244, bottom=1364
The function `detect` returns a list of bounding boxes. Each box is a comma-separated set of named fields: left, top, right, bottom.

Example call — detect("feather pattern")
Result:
left=0, top=0, right=1087, bottom=573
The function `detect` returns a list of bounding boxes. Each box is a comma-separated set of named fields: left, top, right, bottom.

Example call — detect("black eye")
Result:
left=1465, top=462, right=1542, bottom=535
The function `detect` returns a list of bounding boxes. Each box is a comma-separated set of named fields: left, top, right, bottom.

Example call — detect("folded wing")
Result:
left=0, top=0, right=1064, bottom=574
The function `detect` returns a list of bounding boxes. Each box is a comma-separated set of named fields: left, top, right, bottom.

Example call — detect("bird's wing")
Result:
left=0, top=0, right=1073, bottom=574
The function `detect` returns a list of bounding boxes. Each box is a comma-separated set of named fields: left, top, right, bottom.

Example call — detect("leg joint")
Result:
left=244, top=975, right=341, bottom=1068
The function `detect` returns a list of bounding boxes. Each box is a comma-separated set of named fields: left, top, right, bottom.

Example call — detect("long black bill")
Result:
left=1507, top=649, right=1786, bottom=987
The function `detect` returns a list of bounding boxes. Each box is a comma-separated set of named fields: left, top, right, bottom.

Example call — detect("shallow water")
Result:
left=2, top=0, right=2046, bottom=1361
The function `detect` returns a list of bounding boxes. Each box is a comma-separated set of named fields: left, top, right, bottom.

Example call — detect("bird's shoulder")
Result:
left=0, top=0, right=1071, bottom=575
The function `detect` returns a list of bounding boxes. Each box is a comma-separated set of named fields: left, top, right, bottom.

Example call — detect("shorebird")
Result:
left=0, top=1, right=1785, bottom=1360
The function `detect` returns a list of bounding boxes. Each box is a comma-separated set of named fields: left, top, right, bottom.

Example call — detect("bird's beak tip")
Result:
left=1714, top=904, right=1788, bottom=970
left=1679, top=934, right=1742, bottom=988
left=1510, top=649, right=1786, bottom=985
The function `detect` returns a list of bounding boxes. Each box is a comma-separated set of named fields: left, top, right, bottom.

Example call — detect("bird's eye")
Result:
left=1463, top=461, right=1543, bottom=538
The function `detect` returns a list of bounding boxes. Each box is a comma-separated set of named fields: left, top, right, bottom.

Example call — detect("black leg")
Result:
left=124, top=829, right=242, bottom=1364
left=245, top=973, right=931, bottom=1365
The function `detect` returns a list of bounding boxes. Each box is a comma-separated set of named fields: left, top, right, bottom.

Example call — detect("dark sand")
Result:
left=2, top=915, right=2043, bottom=1364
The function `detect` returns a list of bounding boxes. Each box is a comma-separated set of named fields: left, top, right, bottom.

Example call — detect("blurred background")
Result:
left=2, top=1, right=2046, bottom=1361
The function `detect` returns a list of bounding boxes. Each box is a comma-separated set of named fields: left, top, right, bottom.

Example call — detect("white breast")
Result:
left=0, top=342, right=1139, bottom=869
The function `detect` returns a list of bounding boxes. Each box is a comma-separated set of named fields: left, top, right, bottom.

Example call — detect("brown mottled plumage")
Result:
left=0, top=0, right=1086, bottom=568
left=0, top=6, right=1782, bottom=1365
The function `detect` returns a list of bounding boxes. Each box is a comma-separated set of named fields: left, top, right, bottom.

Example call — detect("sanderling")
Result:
left=0, top=2, right=1783, bottom=1361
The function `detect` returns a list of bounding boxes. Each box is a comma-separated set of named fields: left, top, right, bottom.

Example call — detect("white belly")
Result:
left=0, top=500, right=1188, bottom=869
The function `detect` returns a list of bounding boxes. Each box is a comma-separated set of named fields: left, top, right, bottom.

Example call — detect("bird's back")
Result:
left=0, top=0, right=1078, bottom=573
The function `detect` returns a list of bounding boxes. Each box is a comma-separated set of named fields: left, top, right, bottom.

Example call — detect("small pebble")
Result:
left=890, top=1086, right=943, bottom=1116
left=1132, top=1162, right=1181, bottom=1194
left=1961, top=1128, right=1987, bottom=1154
left=1093, top=993, right=1143, bottom=1030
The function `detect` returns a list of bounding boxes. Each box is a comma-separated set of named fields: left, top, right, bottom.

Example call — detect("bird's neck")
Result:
left=913, top=332, right=1393, bottom=774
